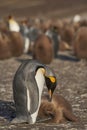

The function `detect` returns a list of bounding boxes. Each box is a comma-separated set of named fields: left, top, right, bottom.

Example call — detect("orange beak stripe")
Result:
left=49, top=76, right=56, bottom=83
left=48, top=89, right=52, bottom=100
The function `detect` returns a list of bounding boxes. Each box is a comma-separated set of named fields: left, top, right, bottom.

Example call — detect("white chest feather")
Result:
left=31, top=69, right=45, bottom=123
left=9, top=20, right=20, bottom=32
left=35, top=69, right=45, bottom=98
left=23, top=37, right=30, bottom=53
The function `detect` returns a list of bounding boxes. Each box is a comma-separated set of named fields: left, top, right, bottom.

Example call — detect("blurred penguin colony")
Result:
left=0, top=14, right=87, bottom=64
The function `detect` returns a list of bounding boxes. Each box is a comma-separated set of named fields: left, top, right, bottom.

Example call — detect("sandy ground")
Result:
left=0, top=52, right=87, bottom=130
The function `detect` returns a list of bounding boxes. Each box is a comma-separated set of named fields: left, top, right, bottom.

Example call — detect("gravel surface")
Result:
left=0, top=51, right=87, bottom=130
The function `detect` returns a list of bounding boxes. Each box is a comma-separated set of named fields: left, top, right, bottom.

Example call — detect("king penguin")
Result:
left=45, top=26, right=60, bottom=57
left=12, top=59, right=57, bottom=124
left=8, top=15, right=20, bottom=32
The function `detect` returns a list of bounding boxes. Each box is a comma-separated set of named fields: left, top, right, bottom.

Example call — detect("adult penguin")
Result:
left=7, top=15, right=20, bottom=32
left=45, top=26, right=60, bottom=58
left=12, top=59, right=57, bottom=124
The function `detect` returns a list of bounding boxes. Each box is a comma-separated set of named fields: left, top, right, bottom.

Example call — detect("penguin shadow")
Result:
left=0, top=100, right=16, bottom=122
left=55, top=52, right=80, bottom=62
left=37, top=94, right=80, bottom=124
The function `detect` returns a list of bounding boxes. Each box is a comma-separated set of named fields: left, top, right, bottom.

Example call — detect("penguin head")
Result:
left=41, top=66, right=57, bottom=101
left=8, top=15, right=13, bottom=20
left=45, top=75, right=57, bottom=102
left=35, top=63, right=57, bottom=102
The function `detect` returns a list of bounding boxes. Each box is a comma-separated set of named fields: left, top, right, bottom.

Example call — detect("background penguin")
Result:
left=33, top=34, right=54, bottom=64
left=12, top=59, right=57, bottom=124
left=45, top=26, right=60, bottom=58
left=20, top=20, right=42, bottom=54
left=7, top=15, right=20, bottom=32
left=73, top=27, right=87, bottom=59
left=7, top=15, right=30, bottom=54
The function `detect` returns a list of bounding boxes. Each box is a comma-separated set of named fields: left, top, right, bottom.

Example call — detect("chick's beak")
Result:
left=48, top=89, right=53, bottom=102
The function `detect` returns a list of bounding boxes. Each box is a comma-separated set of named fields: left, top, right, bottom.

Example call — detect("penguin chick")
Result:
left=37, top=94, right=79, bottom=123
left=73, top=27, right=87, bottom=59
left=12, top=59, right=57, bottom=124
left=33, top=34, right=54, bottom=64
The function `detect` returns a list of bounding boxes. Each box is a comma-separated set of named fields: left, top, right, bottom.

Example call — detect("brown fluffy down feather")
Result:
left=33, top=34, right=54, bottom=64
left=73, top=27, right=87, bottom=59
left=37, top=94, right=79, bottom=123
left=61, top=25, right=75, bottom=46
left=0, top=31, right=24, bottom=59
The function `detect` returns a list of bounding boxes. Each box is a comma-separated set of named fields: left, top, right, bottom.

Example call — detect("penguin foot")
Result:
left=11, top=117, right=28, bottom=124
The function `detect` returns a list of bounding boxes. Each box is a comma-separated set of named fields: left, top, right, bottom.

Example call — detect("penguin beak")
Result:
left=48, top=89, right=52, bottom=101
left=45, top=76, right=56, bottom=102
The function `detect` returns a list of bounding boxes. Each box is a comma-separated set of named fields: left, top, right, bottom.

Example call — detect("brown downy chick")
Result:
left=33, top=34, right=54, bottom=64
left=37, top=94, right=79, bottom=123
